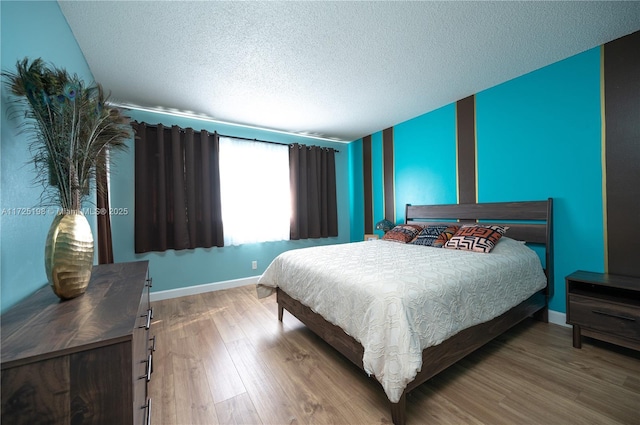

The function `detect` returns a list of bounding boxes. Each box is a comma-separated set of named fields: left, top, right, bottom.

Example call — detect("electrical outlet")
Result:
left=251, top=260, right=258, bottom=270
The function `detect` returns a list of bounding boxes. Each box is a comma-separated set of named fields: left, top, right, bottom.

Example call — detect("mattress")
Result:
left=257, top=237, right=546, bottom=403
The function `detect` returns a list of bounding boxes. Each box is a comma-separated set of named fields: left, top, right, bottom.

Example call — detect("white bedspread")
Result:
left=256, top=237, right=546, bottom=403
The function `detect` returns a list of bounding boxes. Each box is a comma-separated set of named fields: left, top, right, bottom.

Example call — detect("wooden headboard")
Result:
left=405, top=199, right=554, bottom=298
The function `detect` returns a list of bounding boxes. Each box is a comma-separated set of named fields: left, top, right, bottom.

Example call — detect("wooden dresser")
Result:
left=1, top=261, right=154, bottom=425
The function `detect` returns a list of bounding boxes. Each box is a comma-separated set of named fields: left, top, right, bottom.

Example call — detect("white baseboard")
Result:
left=548, top=309, right=570, bottom=328
left=150, top=275, right=260, bottom=302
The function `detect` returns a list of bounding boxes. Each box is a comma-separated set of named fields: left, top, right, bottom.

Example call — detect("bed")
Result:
left=256, top=199, right=553, bottom=425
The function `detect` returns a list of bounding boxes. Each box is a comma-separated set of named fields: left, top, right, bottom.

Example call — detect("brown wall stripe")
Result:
left=362, top=135, right=373, bottom=234
left=383, top=127, right=395, bottom=223
left=456, top=95, right=477, bottom=204
left=603, top=30, right=640, bottom=277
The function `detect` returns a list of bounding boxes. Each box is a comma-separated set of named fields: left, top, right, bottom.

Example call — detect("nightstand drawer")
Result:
left=569, top=294, right=640, bottom=341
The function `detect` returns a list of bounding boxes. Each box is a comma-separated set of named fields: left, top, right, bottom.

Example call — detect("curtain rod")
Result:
left=218, top=133, right=339, bottom=153
left=133, top=121, right=339, bottom=152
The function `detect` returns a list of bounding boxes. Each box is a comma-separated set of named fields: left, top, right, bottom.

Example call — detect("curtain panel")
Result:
left=96, top=150, right=114, bottom=264
left=133, top=122, right=224, bottom=253
left=289, top=144, right=338, bottom=239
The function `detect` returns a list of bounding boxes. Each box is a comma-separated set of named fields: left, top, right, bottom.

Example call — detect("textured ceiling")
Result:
left=58, top=1, right=640, bottom=142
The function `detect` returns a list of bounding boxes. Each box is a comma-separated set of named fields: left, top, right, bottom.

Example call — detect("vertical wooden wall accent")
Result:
left=456, top=95, right=477, bottom=204
left=383, top=127, right=395, bottom=222
left=604, top=30, right=640, bottom=277
left=362, top=135, right=373, bottom=234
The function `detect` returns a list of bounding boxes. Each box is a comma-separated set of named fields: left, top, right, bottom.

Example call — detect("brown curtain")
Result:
left=289, top=143, right=338, bottom=239
left=96, top=150, right=114, bottom=264
left=133, top=122, right=224, bottom=253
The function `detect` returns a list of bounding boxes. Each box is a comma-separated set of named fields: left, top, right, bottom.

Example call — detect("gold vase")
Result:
left=44, top=210, right=94, bottom=300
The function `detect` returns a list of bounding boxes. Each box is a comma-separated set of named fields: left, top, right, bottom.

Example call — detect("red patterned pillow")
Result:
left=382, top=225, right=423, bottom=243
left=444, top=225, right=509, bottom=253
left=432, top=225, right=460, bottom=248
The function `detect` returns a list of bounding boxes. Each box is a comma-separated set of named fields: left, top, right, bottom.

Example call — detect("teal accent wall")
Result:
left=394, top=104, right=458, bottom=224
left=379, top=48, right=604, bottom=314
left=476, top=48, right=603, bottom=312
left=1, top=1, right=96, bottom=312
left=110, top=109, right=351, bottom=293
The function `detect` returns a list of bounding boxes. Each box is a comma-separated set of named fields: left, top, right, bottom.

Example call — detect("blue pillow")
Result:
left=410, top=225, right=449, bottom=246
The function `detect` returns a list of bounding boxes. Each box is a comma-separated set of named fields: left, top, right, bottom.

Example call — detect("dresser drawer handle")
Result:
left=142, top=397, right=152, bottom=425
left=147, top=353, right=152, bottom=382
left=592, top=309, right=636, bottom=321
left=146, top=277, right=153, bottom=313
left=150, top=335, right=156, bottom=352
left=140, top=309, right=152, bottom=330
left=140, top=353, right=153, bottom=382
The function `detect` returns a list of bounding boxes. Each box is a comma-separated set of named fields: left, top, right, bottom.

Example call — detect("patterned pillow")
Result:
left=444, top=225, right=509, bottom=253
left=410, top=225, right=449, bottom=246
left=382, top=225, right=423, bottom=243
left=432, top=225, right=460, bottom=248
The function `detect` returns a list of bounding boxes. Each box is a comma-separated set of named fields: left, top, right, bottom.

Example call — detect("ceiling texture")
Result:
left=58, top=1, right=640, bottom=142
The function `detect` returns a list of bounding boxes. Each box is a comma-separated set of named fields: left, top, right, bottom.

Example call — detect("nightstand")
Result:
left=565, top=270, right=640, bottom=351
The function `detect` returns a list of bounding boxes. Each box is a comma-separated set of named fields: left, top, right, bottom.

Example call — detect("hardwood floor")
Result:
left=149, top=285, right=640, bottom=425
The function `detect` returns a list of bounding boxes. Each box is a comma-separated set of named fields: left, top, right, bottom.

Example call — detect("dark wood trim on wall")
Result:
left=456, top=95, right=477, bottom=204
left=383, top=127, right=395, bottom=223
left=604, top=30, right=640, bottom=278
left=363, top=135, right=373, bottom=234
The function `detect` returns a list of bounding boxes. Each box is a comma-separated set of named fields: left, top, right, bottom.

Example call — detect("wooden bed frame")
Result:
left=276, top=199, right=554, bottom=425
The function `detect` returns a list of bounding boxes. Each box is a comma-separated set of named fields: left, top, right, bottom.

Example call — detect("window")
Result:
left=219, top=137, right=291, bottom=245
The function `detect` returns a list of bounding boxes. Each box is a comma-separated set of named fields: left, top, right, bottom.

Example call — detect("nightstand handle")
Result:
left=592, top=309, right=635, bottom=321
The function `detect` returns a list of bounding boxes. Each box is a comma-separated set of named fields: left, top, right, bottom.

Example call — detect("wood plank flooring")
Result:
left=149, top=285, right=640, bottom=425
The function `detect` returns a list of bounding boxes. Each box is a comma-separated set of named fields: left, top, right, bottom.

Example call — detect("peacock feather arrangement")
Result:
left=3, top=57, right=131, bottom=211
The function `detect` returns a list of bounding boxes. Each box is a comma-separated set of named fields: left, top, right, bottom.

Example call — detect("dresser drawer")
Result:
left=568, top=294, right=640, bottom=341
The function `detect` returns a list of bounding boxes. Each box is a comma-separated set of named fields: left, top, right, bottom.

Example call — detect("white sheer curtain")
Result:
left=219, top=137, right=291, bottom=246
